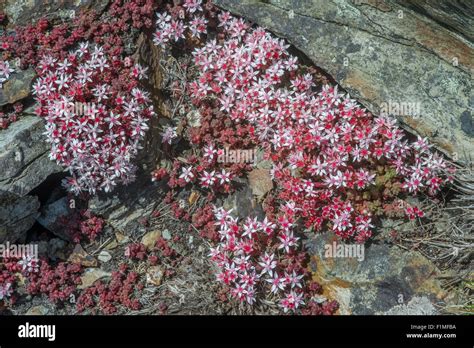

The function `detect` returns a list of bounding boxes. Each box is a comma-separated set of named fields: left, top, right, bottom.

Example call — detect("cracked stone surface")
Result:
left=0, top=115, right=63, bottom=196
left=306, top=232, right=452, bottom=314
left=0, top=190, right=40, bottom=243
left=0, top=68, right=35, bottom=107
left=214, top=0, right=473, bottom=163
left=4, top=0, right=110, bottom=26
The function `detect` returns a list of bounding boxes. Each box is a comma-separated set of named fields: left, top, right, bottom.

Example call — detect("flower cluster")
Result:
left=153, top=0, right=208, bottom=47
left=33, top=43, right=155, bottom=195
left=149, top=4, right=454, bottom=313
left=0, top=0, right=156, bottom=70
left=210, top=207, right=307, bottom=312
left=160, top=126, right=178, bottom=144
left=0, top=0, right=156, bottom=132
left=183, top=13, right=452, bottom=243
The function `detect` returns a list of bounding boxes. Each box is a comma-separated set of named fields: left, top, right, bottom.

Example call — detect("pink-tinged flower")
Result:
left=258, top=253, right=277, bottom=277
left=156, top=12, right=171, bottom=28
left=238, top=239, right=254, bottom=255
left=308, top=156, right=327, bottom=176
left=105, top=111, right=121, bottom=129
left=277, top=215, right=294, bottom=231
left=76, top=42, right=89, bottom=57
left=278, top=231, right=299, bottom=253
left=0, top=60, right=15, bottom=88
left=286, top=271, right=304, bottom=289
left=266, top=274, right=285, bottom=294
left=18, top=255, right=39, bottom=273
left=57, top=58, right=72, bottom=72
left=54, top=73, right=71, bottom=90
left=260, top=217, right=276, bottom=236
left=231, top=284, right=247, bottom=301
left=355, top=215, right=374, bottom=232
left=216, top=169, right=232, bottom=185
left=92, top=84, right=110, bottom=103
left=200, top=170, right=216, bottom=187
left=179, top=166, right=195, bottom=183
left=332, top=211, right=352, bottom=232
left=170, top=20, right=186, bottom=41
left=0, top=282, right=13, bottom=300
left=355, top=169, right=375, bottom=189
left=217, top=11, right=232, bottom=28
left=153, top=30, right=170, bottom=48
left=183, top=0, right=203, bottom=14
left=161, top=126, right=177, bottom=144
left=280, top=291, right=304, bottom=313
left=413, top=136, right=431, bottom=153
left=216, top=272, right=230, bottom=285
left=189, top=16, right=208, bottom=37
left=242, top=217, right=259, bottom=238
left=246, top=287, right=256, bottom=305
left=403, top=174, right=424, bottom=193
left=203, top=144, right=217, bottom=161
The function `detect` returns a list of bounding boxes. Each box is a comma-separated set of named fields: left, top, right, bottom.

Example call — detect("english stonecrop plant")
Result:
left=151, top=1, right=454, bottom=313
left=0, top=0, right=454, bottom=315
left=33, top=43, right=154, bottom=195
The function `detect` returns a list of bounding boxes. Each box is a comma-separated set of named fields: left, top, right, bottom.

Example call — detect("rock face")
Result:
left=4, top=0, right=110, bottom=26
left=306, top=233, right=450, bottom=314
left=0, top=115, right=63, bottom=196
left=37, top=197, right=77, bottom=241
left=0, top=68, right=35, bottom=107
left=214, top=0, right=473, bottom=163
left=395, top=0, right=474, bottom=42
left=0, top=190, right=40, bottom=243
left=222, top=183, right=265, bottom=220
left=383, top=295, right=437, bottom=315
left=88, top=174, right=165, bottom=234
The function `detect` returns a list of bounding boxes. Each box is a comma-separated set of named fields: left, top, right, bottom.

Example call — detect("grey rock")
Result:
left=37, top=197, right=75, bottom=241
left=0, top=68, right=35, bottom=106
left=98, top=250, right=112, bottom=263
left=382, top=295, right=438, bottom=315
left=162, top=229, right=171, bottom=241
left=88, top=175, right=164, bottom=235
left=0, top=116, right=63, bottom=196
left=4, top=0, right=110, bottom=26
left=0, top=190, right=39, bottom=243
left=221, top=183, right=265, bottom=220
left=214, top=0, right=474, bottom=163
left=394, top=0, right=474, bottom=42
left=25, top=305, right=50, bottom=315
left=47, top=238, right=68, bottom=261
left=78, top=268, right=111, bottom=290
left=306, top=232, right=449, bottom=314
